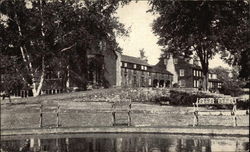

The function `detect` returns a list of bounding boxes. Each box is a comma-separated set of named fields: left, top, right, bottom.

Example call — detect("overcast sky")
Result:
left=116, top=1, right=231, bottom=69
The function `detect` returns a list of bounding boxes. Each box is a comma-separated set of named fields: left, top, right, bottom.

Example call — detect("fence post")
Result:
left=193, top=100, right=199, bottom=127
left=128, top=100, right=132, bottom=126
left=233, top=104, right=237, bottom=127
left=57, top=105, right=60, bottom=127
left=39, top=104, right=43, bottom=128
left=112, top=103, right=115, bottom=126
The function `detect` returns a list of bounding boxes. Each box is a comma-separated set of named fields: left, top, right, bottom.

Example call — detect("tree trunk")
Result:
left=202, top=72, right=208, bottom=91
left=16, top=14, right=42, bottom=96
left=32, top=57, right=45, bottom=97
left=196, top=46, right=209, bottom=91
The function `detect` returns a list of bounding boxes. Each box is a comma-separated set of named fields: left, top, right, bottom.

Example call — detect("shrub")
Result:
left=237, top=99, right=249, bottom=110
left=169, top=90, right=214, bottom=106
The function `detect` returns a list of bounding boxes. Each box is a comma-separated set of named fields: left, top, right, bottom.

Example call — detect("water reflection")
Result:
left=1, top=134, right=249, bottom=152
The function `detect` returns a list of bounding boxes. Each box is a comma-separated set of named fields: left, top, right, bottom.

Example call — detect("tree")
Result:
left=149, top=1, right=249, bottom=90
left=0, top=0, right=130, bottom=96
left=0, top=54, right=25, bottom=94
left=212, top=66, right=246, bottom=96
left=139, top=48, right=147, bottom=61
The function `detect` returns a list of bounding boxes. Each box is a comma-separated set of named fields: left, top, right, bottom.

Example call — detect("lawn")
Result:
left=1, top=88, right=249, bottom=129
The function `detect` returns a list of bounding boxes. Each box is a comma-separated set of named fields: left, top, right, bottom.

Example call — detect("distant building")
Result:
left=121, top=55, right=173, bottom=88
left=164, top=53, right=222, bottom=90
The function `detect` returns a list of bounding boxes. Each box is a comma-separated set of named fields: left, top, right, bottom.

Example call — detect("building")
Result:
left=164, top=53, right=222, bottom=90
left=121, top=55, right=173, bottom=88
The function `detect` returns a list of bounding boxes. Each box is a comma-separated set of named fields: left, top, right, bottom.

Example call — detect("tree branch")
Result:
left=60, top=43, right=76, bottom=52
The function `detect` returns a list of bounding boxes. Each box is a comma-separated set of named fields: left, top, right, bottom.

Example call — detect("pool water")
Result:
left=1, top=134, right=249, bottom=152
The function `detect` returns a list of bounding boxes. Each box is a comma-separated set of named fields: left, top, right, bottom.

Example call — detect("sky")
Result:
left=115, top=1, right=231, bottom=69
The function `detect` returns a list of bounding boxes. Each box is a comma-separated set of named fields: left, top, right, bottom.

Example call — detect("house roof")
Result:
left=152, top=58, right=173, bottom=75
left=121, top=55, right=150, bottom=66
left=191, top=64, right=202, bottom=70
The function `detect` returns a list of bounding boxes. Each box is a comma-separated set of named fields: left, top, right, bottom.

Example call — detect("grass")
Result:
left=1, top=88, right=249, bottom=130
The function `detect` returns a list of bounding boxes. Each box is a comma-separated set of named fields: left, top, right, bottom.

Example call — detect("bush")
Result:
left=219, top=86, right=245, bottom=97
left=168, top=90, right=249, bottom=109
left=237, top=99, right=249, bottom=110
left=80, top=87, right=171, bottom=103
left=169, top=90, right=214, bottom=106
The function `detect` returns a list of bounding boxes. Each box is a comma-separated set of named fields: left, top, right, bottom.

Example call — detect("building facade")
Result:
left=121, top=55, right=173, bottom=88
left=164, top=53, right=222, bottom=90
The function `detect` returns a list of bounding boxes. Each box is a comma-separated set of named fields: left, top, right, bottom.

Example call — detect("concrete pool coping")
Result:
left=1, top=126, right=249, bottom=137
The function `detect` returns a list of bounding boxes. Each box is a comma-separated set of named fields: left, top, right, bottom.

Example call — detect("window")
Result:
left=174, top=58, right=178, bottom=64
left=218, top=83, right=222, bottom=88
left=133, top=64, right=137, bottom=69
left=149, top=78, right=152, bottom=86
left=197, top=80, right=200, bottom=88
left=124, top=62, right=127, bottom=67
left=193, top=70, right=196, bottom=76
left=208, top=82, right=213, bottom=88
left=213, top=74, right=217, bottom=79
left=193, top=80, right=201, bottom=88
left=141, top=65, right=144, bottom=70
left=194, top=80, right=197, bottom=87
left=199, top=71, right=202, bottom=77
left=179, top=80, right=186, bottom=87
left=145, top=66, right=147, bottom=70
left=179, top=69, right=185, bottom=76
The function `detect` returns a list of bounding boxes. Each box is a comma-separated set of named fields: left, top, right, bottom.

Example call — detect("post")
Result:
left=233, top=104, right=237, bottom=127
left=57, top=105, right=60, bottom=127
left=112, top=111, right=116, bottom=126
left=39, top=104, right=43, bottom=128
left=193, top=99, right=199, bottom=127
left=193, top=103, right=196, bottom=127
left=128, top=100, right=132, bottom=126
left=112, top=103, right=115, bottom=126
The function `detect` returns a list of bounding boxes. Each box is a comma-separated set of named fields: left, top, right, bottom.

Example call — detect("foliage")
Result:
left=0, top=54, right=25, bottom=92
left=149, top=1, right=249, bottom=90
left=169, top=89, right=249, bottom=109
left=0, top=0, right=130, bottom=96
left=238, top=48, right=250, bottom=80
left=212, top=66, right=247, bottom=96
left=80, top=88, right=170, bottom=102
left=169, top=90, right=214, bottom=106
left=139, top=48, right=147, bottom=61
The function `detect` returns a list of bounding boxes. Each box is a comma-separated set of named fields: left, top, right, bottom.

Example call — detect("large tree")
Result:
left=0, top=0, right=129, bottom=96
left=149, top=1, right=249, bottom=90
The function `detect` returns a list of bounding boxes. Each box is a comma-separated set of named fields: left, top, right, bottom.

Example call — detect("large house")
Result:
left=121, top=55, right=173, bottom=88
left=163, top=53, right=222, bottom=90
